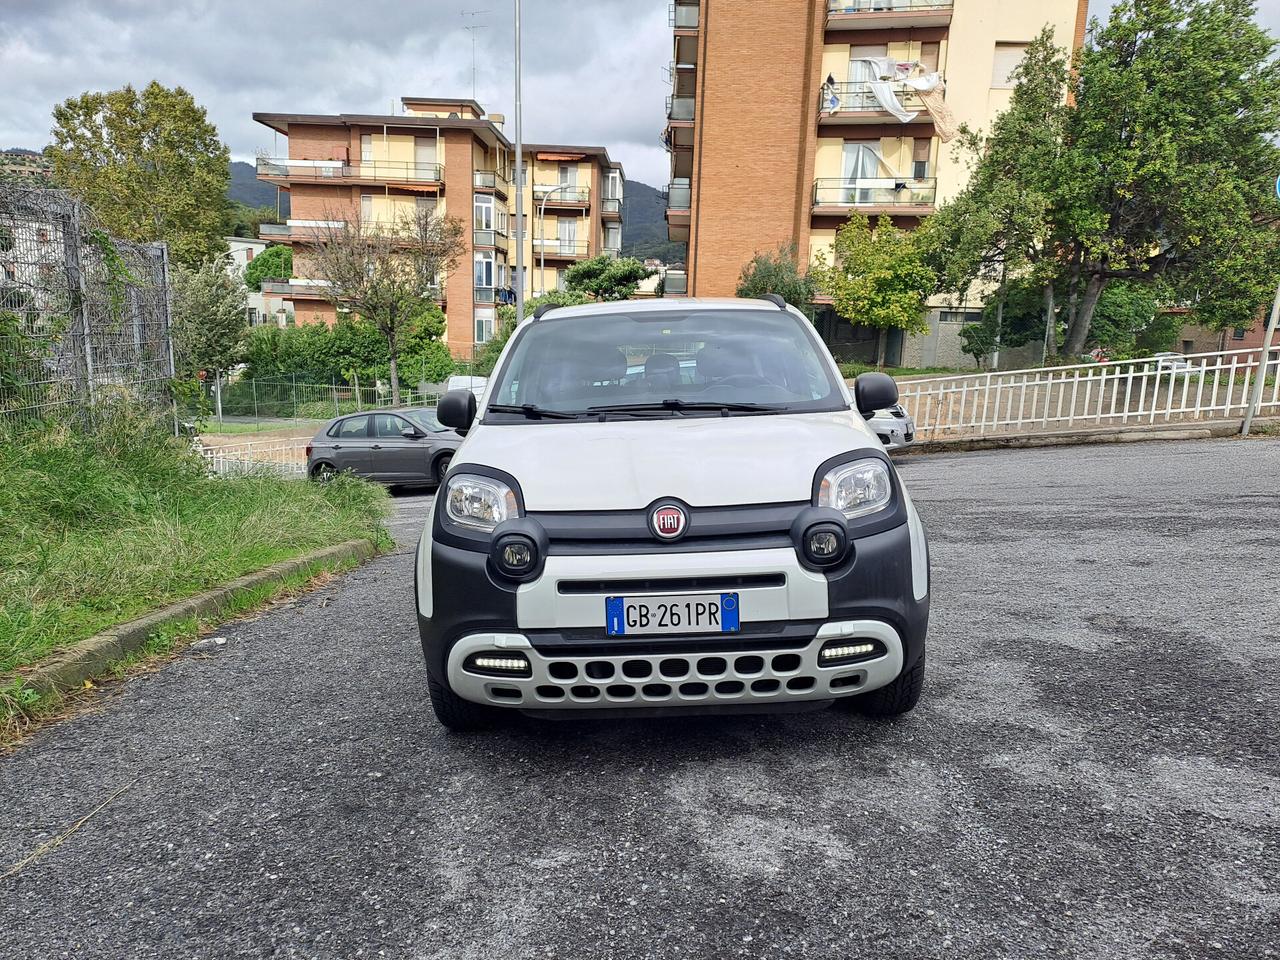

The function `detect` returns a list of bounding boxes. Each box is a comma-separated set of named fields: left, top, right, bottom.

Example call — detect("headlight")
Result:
left=444, top=474, right=520, bottom=531
left=817, top=458, right=893, bottom=519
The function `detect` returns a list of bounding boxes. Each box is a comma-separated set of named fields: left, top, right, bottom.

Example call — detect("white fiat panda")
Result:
left=417, top=296, right=929, bottom=731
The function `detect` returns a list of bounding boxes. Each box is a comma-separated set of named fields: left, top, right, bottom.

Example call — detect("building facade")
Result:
left=664, top=0, right=1089, bottom=365
left=224, top=237, right=288, bottom=328
left=253, top=98, right=623, bottom=359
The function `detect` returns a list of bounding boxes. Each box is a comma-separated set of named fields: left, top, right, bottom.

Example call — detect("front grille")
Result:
left=557, top=573, right=786, bottom=595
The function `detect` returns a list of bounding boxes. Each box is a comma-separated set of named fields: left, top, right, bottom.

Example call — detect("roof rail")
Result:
left=760, top=293, right=787, bottom=310
left=533, top=303, right=558, bottom=320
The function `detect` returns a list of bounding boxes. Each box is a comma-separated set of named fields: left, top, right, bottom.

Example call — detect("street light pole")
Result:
left=514, top=0, right=525, bottom=326
left=1241, top=278, right=1280, bottom=437
left=537, top=183, right=573, bottom=295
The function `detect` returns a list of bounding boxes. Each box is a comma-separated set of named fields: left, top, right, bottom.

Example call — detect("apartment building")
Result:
left=253, top=98, right=623, bottom=359
left=663, top=0, right=1089, bottom=365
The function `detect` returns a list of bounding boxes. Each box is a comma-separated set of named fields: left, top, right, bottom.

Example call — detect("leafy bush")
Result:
left=243, top=244, right=292, bottom=291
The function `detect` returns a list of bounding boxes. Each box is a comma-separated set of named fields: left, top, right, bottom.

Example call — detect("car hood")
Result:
left=453, top=409, right=882, bottom=511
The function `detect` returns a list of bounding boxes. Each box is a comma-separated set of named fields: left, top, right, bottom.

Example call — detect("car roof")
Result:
left=527, top=297, right=791, bottom=325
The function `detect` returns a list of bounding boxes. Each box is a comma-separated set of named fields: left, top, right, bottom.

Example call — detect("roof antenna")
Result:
left=461, top=10, right=491, bottom=102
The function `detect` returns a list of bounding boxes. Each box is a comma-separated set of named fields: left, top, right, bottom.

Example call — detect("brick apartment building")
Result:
left=663, top=0, right=1089, bottom=367
left=253, top=98, right=623, bottom=359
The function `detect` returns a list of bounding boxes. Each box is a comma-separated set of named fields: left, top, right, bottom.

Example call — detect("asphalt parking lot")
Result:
left=2, top=438, right=1278, bottom=959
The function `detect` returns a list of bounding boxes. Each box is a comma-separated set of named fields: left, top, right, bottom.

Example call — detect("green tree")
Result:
left=47, top=82, right=231, bottom=267
left=736, top=244, right=817, bottom=317
left=170, top=260, right=247, bottom=380
left=475, top=290, right=593, bottom=375
left=224, top=202, right=279, bottom=240
left=811, top=214, right=936, bottom=367
left=243, top=245, right=292, bottom=291
left=565, top=255, right=655, bottom=301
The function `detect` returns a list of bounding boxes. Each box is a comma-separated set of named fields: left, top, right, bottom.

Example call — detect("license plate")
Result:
left=604, top=593, right=740, bottom=636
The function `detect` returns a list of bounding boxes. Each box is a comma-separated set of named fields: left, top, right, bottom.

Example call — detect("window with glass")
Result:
left=474, top=251, right=494, bottom=288
left=360, top=194, right=373, bottom=223
left=474, top=194, right=494, bottom=230
left=417, top=197, right=437, bottom=219
left=605, top=223, right=622, bottom=250
left=361, top=134, right=373, bottom=163
left=335, top=415, right=370, bottom=438
left=485, top=309, right=845, bottom=419
left=475, top=307, right=496, bottom=344
left=374, top=413, right=413, bottom=438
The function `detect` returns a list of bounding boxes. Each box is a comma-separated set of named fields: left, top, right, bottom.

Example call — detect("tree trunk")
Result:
left=875, top=328, right=888, bottom=369
left=1042, top=282, right=1057, bottom=363
left=214, top=370, right=223, bottom=423
left=1063, top=274, right=1106, bottom=358
left=389, top=344, right=401, bottom=407
left=992, top=294, right=1005, bottom=370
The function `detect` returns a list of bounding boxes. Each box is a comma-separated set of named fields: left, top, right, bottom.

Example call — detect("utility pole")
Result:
left=514, top=0, right=525, bottom=325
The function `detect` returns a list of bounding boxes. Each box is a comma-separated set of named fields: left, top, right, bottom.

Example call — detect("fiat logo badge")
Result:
left=650, top=503, right=688, bottom=541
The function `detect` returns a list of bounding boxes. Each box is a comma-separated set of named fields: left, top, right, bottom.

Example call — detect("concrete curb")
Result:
left=11, top=539, right=377, bottom=696
left=893, top=418, right=1272, bottom=457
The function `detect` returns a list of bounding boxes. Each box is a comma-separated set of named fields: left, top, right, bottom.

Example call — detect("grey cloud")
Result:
left=0, top=0, right=674, bottom=184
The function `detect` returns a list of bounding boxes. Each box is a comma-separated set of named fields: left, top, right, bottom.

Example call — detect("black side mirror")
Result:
left=437, top=389, right=477, bottom=435
left=854, top=372, right=898, bottom=416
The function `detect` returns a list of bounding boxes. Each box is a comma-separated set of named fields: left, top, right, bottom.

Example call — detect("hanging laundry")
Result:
left=868, top=80, right=919, bottom=123
left=903, top=68, right=959, bottom=142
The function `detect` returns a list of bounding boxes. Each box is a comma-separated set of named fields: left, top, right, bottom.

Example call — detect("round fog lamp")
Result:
left=493, top=534, right=538, bottom=578
left=803, top=523, right=847, bottom=566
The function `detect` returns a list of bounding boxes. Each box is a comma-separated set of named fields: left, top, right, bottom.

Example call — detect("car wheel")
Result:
left=433, top=453, right=453, bottom=487
left=310, top=462, right=337, bottom=483
left=839, top=649, right=925, bottom=719
left=428, top=676, right=505, bottom=732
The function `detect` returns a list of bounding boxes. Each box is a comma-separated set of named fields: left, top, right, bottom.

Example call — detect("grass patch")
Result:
left=839, top=363, right=970, bottom=380
left=0, top=408, right=389, bottom=676
left=0, top=557, right=359, bottom=749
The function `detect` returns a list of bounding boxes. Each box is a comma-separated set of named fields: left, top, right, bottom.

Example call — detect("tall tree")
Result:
left=811, top=215, right=936, bottom=367
left=565, top=254, right=655, bottom=301
left=171, top=259, right=247, bottom=419
left=243, top=245, right=292, bottom=291
left=308, top=207, right=465, bottom=406
left=736, top=244, right=817, bottom=318
left=47, top=82, right=231, bottom=267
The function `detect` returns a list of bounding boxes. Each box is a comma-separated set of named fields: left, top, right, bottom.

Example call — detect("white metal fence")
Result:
left=896, top=348, right=1280, bottom=442
left=198, top=439, right=308, bottom=478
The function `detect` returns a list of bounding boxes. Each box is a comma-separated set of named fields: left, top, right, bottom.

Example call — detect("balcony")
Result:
left=259, top=278, right=333, bottom=298
left=531, top=183, right=591, bottom=207
left=531, top=238, right=591, bottom=260
left=826, top=0, right=953, bottom=29
left=256, top=157, right=444, bottom=187
left=812, top=177, right=937, bottom=215
left=669, top=1, right=699, bottom=30
left=474, top=286, right=496, bottom=304
left=818, top=81, right=937, bottom=124
left=473, top=227, right=509, bottom=252
left=601, top=197, right=623, bottom=218
left=666, top=180, right=691, bottom=212
left=473, top=170, right=511, bottom=197
left=258, top=219, right=345, bottom=242
left=666, top=96, right=695, bottom=123
left=664, top=270, right=688, bottom=296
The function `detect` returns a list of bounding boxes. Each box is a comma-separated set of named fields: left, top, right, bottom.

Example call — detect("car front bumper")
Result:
left=417, top=501, right=929, bottom=716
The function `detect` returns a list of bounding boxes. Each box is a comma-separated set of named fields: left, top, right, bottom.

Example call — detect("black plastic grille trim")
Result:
left=557, top=573, right=786, bottom=595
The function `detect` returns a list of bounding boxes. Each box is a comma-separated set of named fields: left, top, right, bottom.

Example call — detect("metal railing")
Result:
left=473, top=170, right=511, bottom=191
left=813, top=177, right=937, bottom=207
left=667, top=180, right=692, bottom=210
left=532, top=183, right=591, bottom=203
left=895, top=349, right=1280, bottom=442
left=256, top=157, right=444, bottom=183
left=667, top=96, right=695, bottom=121
left=531, top=238, right=590, bottom=258
left=601, top=197, right=623, bottom=216
left=474, top=286, right=496, bottom=303
left=828, top=0, right=952, bottom=12
left=473, top=228, right=508, bottom=250
left=819, top=81, right=934, bottom=114
left=669, top=2, right=699, bottom=28
left=259, top=223, right=290, bottom=236
left=664, top=270, right=688, bottom=295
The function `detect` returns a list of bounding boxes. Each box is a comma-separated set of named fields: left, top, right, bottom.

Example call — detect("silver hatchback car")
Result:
left=307, top=408, right=462, bottom=487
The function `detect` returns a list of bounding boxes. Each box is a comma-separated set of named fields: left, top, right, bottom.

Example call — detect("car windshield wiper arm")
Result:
left=587, top=399, right=787, bottom=414
left=486, top=403, right=581, bottom=420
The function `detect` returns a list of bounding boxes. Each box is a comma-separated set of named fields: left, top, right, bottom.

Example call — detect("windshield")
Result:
left=404, top=408, right=447, bottom=432
left=485, top=309, right=846, bottom=420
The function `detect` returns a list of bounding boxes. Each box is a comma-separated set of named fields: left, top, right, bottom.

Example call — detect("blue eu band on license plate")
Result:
left=605, top=593, right=740, bottom=637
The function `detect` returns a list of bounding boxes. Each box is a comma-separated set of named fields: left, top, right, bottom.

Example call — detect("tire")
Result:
left=433, top=453, right=453, bottom=487
left=310, top=462, right=337, bottom=482
left=428, top=676, right=505, bottom=732
left=844, top=650, right=925, bottom=719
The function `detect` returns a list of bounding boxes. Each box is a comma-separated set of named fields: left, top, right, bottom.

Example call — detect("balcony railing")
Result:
left=474, top=170, right=511, bottom=192
left=531, top=183, right=591, bottom=204
left=474, top=286, right=496, bottom=304
left=601, top=197, right=623, bottom=216
left=819, top=81, right=936, bottom=115
left=473, top=227, right=509, bottom=250
left=813, top=177, right=937, bottom=208
left=531, top=238, right=591, bottom=258
left=669, top=2, right=699, bottom=29
left=259, top=223, right=290, bottom=237
left=666, top=180, right=691, bottom=211
left=602, top=246, right=621, bottom=259
left=664, top=270, right=688, bottom=296
left=667, top=96, right=695, bottom=122
left=828, top=0, right=951, bottom=12
left=256, top=157, right=444, bottom=183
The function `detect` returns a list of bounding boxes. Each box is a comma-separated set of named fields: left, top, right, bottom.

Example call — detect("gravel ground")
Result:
left=2, top=438, right=1278, bottom=959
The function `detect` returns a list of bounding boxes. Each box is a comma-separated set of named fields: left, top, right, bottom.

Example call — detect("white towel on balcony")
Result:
left=868, top=80, right=918, bottom=123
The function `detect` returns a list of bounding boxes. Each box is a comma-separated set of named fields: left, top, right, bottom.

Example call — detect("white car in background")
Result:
left=866, top=403, right=916, bottom=451
left=1150, top=352, right=1194, bottom=374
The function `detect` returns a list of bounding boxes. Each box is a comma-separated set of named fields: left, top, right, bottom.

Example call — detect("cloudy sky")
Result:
left=1, top=0, right=1277, bottom=188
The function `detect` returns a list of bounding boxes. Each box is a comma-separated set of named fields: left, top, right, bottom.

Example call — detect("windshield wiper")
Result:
left=487, top=403, right=581, bottom=420
left=587, top=399, right=787, bottom=415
